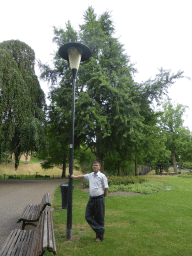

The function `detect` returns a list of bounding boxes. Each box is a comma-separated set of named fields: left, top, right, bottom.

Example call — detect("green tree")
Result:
left=177, top=128, right=192, bottom=163
left=160, top=101, right=191, bottom=173
left=37, top=104, right=70, bottom=177
left=39, top=7, right=185, bottom=175
left=39, top=7, right=141, bottom=173
left=0, top=40, right=47, bottom=169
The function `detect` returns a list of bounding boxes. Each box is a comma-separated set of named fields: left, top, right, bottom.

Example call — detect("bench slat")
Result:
left=1, top=196, right=56, bottom=256
left=28, top=208, right=45, bottom=256
left=49, top=208, right=57, bottom=254
left=0, top=229, right=34, bottom=256
left=4, top=229, right=22, bottom=256
left=12, top=230, right=27, bottom=256
left=17, top=193, right=52, bottom=229
left=18, top=230, right=33, bottom=256
left=40, top=193, right=51, bottom=212
left=43, top=208, right=48, bottom=250
left=17, top=204, right=31, bottom=222
left=37, top=210, right=44, bottom=255
left=0, top=229, right=16, bottom=256
left=48, top=208, right=53, bottom=250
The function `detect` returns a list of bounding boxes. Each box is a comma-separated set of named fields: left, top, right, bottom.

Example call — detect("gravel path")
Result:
left=0, top=179, right=67, bottom=251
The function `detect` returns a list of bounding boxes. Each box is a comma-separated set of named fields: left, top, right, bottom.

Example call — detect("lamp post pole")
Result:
left=66, top=69, right=76, bottom=239
left=59, top=43, right=91, bottom=239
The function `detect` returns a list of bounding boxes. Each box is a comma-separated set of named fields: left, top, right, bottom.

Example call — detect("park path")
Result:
left=0, top=178, right=67, bottom=251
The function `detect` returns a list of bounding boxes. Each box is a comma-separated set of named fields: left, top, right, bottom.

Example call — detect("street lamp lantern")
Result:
left=59, top=42, right=91, bottom=78
left=59, top=42, right=91, bottom=240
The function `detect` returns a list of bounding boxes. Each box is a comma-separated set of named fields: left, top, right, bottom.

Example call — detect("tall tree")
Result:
left=160, top=101, right=190, bottom=173
left=39, top=8, right=141, bottom=172
left=39, top=7, right=185, bottom=174
left=38, top=21, right=79, bottom=177
left=0, top=40, right=47, bottom=169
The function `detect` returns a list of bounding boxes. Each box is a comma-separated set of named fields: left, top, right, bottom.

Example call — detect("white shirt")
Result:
left=84, top=171, right=108, bottom=197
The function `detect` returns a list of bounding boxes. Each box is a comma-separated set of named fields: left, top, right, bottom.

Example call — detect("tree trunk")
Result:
left=14, top=149, right=20, bottom=170
left=0, top=141, right=1, bottom=163
left=135, top=156, right=138, bottom=176
left=117, top=161, right=120, bottom=176
left=62, top=159, right=66, bottom=178
left=96, top=156, right=104, bottom=172
left=62, top=151, right=67, bottom=177
left=96, top=130, right=104, bottom=172
left=100, top=160, right=104, bottom=172
left=172, top=153, right=177, bottom=174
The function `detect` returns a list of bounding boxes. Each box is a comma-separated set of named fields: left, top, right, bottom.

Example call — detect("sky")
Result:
left=1, top=0, right=192, bottom=130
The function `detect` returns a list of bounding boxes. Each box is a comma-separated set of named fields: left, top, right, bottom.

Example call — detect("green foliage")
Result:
left=74, top=144, right=96, bottom=174
left=178, top=173, right=192, bottom=178
left=109, top=181, right=165, bottom=194
left=104, top=158, right=136, bottom=176
left=39, top=7, right=185, bottom=175
left=8, top=175, right=21, bottom=179
left=0, top=40, right=47, bottom=169
left=107, top=175, right=145, bottom=186
left=82, top=174, right=146, bottom=191
left=182, top=162, right=192, bottom=169
left=20, top=117, right=47, bottom=154
left=0, top=150, right=12, bottom=164
left=38, top=104, right=70, bottom=177
left=1, top=174, right=59, bottom=180
left=159, top=101, right=192, bottom=172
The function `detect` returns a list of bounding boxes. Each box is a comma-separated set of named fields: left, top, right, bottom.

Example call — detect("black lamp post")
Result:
left=59, top=42, right=91, bottom=239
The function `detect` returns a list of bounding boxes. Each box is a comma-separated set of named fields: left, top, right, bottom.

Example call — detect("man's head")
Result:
left=92, top=161, right=100, bottom=174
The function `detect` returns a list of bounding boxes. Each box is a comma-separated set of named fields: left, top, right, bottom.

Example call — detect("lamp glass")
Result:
left=68, top=47, right=82, bottom=70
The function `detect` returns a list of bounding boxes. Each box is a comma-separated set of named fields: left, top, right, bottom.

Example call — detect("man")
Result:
left=71, top=161, right=109, bottom=242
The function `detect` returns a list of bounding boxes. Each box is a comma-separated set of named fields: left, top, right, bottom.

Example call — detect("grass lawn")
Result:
left=45, top=176, right=192, bottom=256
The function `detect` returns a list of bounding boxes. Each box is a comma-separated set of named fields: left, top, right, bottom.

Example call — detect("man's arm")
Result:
left=104, top=188, right=109, bottom=198
left=70, top=174, right=84, bottom=180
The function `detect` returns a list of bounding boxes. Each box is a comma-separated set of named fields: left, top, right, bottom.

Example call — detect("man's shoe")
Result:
left=99, top=232, right=104, bottom=241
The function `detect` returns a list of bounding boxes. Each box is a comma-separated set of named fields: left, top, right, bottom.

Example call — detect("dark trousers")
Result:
left=85, top=196, right=105, bottom=237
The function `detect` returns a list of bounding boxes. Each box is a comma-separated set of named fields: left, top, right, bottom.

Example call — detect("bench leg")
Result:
left=22, top=221, right=25, bottom=230
left=22, top=221, right=37, bottom=230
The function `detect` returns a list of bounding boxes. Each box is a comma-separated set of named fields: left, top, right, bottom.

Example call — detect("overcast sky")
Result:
left=1, top=0, right=192, bottom=130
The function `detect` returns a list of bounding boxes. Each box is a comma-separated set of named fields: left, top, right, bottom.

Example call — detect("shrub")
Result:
left=8, top=175, right=21, bottom=179
left=107, top=175, right=146, bottom=186
left=182, top=162, right=192, bottom=170
left=109, top=181, right=164, bottom=194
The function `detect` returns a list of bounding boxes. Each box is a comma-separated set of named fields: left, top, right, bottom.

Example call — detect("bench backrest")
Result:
left=39, top=193, right=52, bottom=212
left=28, top=206, right=57, bottom=255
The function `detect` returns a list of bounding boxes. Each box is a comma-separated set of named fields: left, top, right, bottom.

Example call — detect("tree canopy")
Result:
left=0, top=40, right=47, bottom=169
left=38, top=7, right=187, bottom=175
left=159, top=101, right=192, bottom=173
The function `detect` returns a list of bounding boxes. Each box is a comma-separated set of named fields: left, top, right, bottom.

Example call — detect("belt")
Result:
left=90, top=194, right=104, bottom=199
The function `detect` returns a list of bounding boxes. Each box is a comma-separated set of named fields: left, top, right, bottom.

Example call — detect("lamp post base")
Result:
left=66, top=228, right=72, bottom=240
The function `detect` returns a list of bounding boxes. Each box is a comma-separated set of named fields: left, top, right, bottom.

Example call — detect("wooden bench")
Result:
left=0, top=206, right=57, bottom=255
left=17, top=193, right=51, bottom=230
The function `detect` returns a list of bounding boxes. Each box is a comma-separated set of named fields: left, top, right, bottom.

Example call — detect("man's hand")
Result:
left=104, top=188, right=109, bottom=198
left=70, top=174, right=84, bottom=180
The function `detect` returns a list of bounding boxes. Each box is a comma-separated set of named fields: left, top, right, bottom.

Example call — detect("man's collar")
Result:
left=93, top=171, right=100, bottom=175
